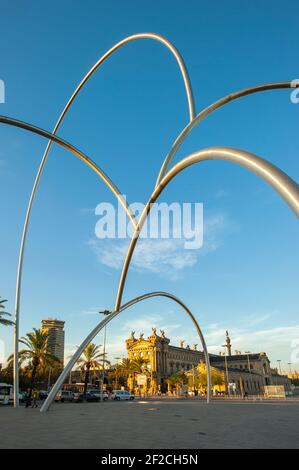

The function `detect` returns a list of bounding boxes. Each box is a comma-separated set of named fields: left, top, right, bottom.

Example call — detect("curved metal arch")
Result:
left=11, top=32, right=195, bottom=407
left=40, top=291, right=211, bottom=413
left=0, top=115, right=136, bottom=225
left=156, top=81, right=299, bottom=186
left=0, top=114, right=138, bottom=407
left=115, top=146, right=299, bottom=311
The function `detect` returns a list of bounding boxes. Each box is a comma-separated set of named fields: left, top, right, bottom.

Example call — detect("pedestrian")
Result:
left=25, top=388, right=32, bottom=408
left=31, top=389, right=39, bottom=408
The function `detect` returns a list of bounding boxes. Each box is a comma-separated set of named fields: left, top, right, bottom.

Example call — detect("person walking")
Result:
left=31, top=389, right=39, bottom=408
left=25, top=388, right=32, bottom=408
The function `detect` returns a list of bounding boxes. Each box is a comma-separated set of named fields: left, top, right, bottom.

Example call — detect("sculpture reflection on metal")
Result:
left=40, top=291, right=211, bottom=412
left=156, top=81, right=298, bottom=186
left=2, top=32, right=297, bottom=409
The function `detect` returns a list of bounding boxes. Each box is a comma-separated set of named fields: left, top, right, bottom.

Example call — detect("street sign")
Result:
left=136, top=374, right=147, bottom=386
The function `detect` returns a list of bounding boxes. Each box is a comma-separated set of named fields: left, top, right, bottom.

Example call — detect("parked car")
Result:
left=39, top=390, right=49, bottom=400
left=111, top=390, right=135, bottom=401
left=88, top=390, right=109, bottom=401
left=73, top=390, right=109, bottom=402
left=54, top=390, right=74, bottom=403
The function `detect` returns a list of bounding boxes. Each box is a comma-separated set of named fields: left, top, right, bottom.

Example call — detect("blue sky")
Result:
left=0, top=0, right=298, bottom=373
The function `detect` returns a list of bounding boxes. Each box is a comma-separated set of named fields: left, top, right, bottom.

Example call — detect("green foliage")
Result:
left=0, top=297, right=14, bottom=326
left=189, top=361, right=225, bottom=389
left=76, top=343, right=110, bottom=396
left=166, top=370, right=188, bottom=389
left=7, top=327, right=62, bottom=395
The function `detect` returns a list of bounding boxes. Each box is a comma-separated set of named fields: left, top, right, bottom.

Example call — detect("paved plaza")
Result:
left=1, top=398, right=299, bottom=449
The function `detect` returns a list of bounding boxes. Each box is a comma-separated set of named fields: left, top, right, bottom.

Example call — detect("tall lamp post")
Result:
left=245, top=351, right=251, bottom=375
left=99, top=310, right=111, bottom=397
left=288, top=362, right=293, bottom=377
left=47, top=367, right=52, bottom=391
left=114, top=357, right=121, bottom=389
left=222, top=345, right=230, bottom=397
left=277, top=359, right=282, bottom=375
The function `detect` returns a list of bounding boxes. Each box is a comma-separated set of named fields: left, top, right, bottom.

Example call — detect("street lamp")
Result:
left=288, top=362, right=293, bottom=377
left=277, top=359, right=282, bottom=375
left=222, top=344, right=230, bottom=397
left=114, top=357, right=121, bottom=389
left=47, top=367, right=52, bottom=391
left=99, top=310, right=111, bottom=397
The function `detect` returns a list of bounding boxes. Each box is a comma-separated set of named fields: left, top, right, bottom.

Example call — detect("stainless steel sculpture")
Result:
left=11, top=33, right=195, bottom=408
left=40, top=291, right=211, bottom=412
left=115, top=146, right=299, bottom=312
left=156, top=81, right=298, bottom=185
left=2, top=32, right=298, bottom=409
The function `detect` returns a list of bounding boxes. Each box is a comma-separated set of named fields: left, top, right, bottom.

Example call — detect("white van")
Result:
left=0, top=383, right=13, bottom=405
left=111, top=390, right=135, bottom=401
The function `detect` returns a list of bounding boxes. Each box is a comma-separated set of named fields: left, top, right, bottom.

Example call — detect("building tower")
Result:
left=226, top=330, right=232, bottom=356
left=41, top=319, right=65, bottom=365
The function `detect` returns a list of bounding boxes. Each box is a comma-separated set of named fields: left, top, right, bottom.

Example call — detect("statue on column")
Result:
left=193, top=344, right=198, bottom=350
left=180, top=340, right=185, bottom=348
left=160, top=329, right=165, bottom=338
left=152, top=327, right=157, bottom=336
left=226, top=330, right=232, bottom=356
left=130, top=331, right=135, bottom=340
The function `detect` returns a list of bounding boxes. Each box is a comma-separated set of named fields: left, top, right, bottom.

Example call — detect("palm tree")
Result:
left=0, top=297, right=14, bottom=326
left=131, top=357, right=150, bottom=374
left=166, top=370, right=188, bottom=394
left=7, top=328, right=61, bottom=397
left=76, top=343, right=110, bottom=398
left=116, top=357, right=150, bottom=392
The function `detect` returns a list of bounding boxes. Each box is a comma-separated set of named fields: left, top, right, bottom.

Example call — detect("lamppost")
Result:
left=99, top=310, right=111, bottom=397
left=47, top=367, right=51, bottom=391
left=222, top=345, right=230, bottom=397
left=277, top=359, right=282, bottom=375
left=114, top=357, right=121, bottom=389
left=288, top=362, right=293, bottom=377
left=245, top=351, right=251, bottom=375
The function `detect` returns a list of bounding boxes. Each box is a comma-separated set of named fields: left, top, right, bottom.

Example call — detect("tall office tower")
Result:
left=41, top=319, right=65, bottom=365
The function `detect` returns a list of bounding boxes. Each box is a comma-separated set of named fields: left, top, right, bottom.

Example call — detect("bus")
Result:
left=0, top=383, right=13, bottom=405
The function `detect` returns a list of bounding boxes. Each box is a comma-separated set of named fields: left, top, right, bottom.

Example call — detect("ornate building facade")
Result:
left=126, top=329, right=205, bottom=392
left=125, top=329, right=291, bottom=395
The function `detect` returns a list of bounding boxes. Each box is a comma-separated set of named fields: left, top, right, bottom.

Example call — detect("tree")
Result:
left=189, top=361, right=225, bottom=391
left=116, top=357, right=150, bottom=391
left=166, top=371, right=188, bottom=394
left=7, top=328, right=61, bottom=397
left=76, top=343, right=110, bottom=398
left=0, top=297, right=14, bottom=327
